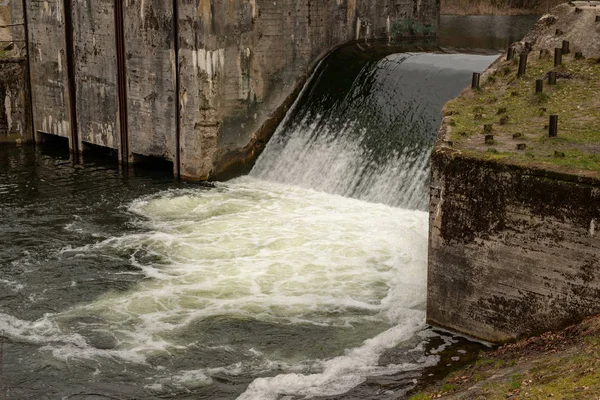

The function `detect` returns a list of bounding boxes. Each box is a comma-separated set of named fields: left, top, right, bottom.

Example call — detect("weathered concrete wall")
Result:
left=1, top=1, right=11, bottom=43
left=428, top=143, right=600, bottom=343
left=26, top=0, right=72, bottom=145
left=71, top=0, right=120, bottom=152
left=0, top=58, right=31, bottom=142
left=125, top=0, right=177, bottom=165
left=181, top=0, right=440, bottom=179
left=22, top=0, right=438, bottom=178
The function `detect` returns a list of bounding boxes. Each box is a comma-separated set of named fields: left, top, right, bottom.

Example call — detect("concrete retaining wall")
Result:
left=20, top=0, right=438, bottom=179
left=71, top=0, right=120, bottom=153
left=0, top=58, right=31, bottom=142
left=427, top=144, right=600, bottom=343
left=27, top=0, right=73, bottom=146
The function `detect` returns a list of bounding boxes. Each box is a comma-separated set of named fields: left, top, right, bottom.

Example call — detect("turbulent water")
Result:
left=0, top=37, right=510, bottom=399
left=0, top=172, right=434, bottom=398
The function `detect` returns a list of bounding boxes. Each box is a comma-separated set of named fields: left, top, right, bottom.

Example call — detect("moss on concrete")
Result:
left=409, top=315, right=600, bottom=399
left=443, top=51, right=600, bottom=178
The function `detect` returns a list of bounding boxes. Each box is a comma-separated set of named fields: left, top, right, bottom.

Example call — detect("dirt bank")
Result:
left=409, top=315, right=600, bottom=399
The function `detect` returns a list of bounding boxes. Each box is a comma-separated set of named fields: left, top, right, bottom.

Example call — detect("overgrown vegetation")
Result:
left=441, top=0, right=564, bottom=15
left=443, top=51, right=600, bottom=176
left=409, top=315, right=600, bottom=399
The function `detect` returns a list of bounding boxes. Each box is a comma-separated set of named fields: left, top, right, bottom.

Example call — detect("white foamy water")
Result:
left=0, top=177, right=429, bottom=398
left=251, top=117, right=432, bottom=210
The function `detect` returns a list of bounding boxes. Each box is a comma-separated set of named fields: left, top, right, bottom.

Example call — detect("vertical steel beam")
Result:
left=114, top=0, right=129, bottom=165
left=63, top=0, right=80, bottom=158
left=20, top=0, right=35, bottom=145
left=173, top=0, right=181, bottom=179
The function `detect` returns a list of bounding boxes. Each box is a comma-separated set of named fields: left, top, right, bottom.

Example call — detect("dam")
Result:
left=0, top=10, right=530, bottom=397
left=7, top=0, right=595, bottom=397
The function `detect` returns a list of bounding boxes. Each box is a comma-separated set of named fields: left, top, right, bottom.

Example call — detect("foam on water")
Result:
left=0, top=177, right=429, bottom=397
left=238, top=309, right=437, bottom=400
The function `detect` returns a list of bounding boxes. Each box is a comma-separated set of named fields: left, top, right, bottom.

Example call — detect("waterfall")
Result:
left=251, top=50, right=498, bottom=210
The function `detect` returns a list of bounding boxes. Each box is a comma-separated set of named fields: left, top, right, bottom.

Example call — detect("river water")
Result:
left=0, top=16, right=536, bottom=400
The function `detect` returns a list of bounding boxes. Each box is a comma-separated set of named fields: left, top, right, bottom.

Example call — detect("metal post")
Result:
left=518, top=53, right=527, bottom=77
left=115, top=0, right=129, bottom=166
left=63, top=0, right=79, bottom=159
left=554, top=47, right=562, bottom=67
left=173, top=0, right=181, bottom=179
left=507, top=47, right=515, bottom=61
left=20, top=0, right=35, bottom=146
left=471, top=72, right=480, bottom=90
left=562, top=40, right=570, bottom=55
left=549, top=115, right=558, bottom=137
left=535, top=79, right=543, bottom=94
left=548, top=71, right=557, bottom=85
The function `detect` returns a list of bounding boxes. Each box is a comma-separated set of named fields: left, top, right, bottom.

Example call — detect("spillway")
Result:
left=252, top=49, right=497, bottom=210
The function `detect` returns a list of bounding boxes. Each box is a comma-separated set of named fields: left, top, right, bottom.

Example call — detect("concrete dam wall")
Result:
left=15, top=0, right=438, bottom=179
left=428, top=151, right=600, bottom=343
left=0, top=57, right=31, bottom=143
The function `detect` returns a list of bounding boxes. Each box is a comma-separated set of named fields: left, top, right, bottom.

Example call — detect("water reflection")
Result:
left=440, top=15, right=540, bottom=51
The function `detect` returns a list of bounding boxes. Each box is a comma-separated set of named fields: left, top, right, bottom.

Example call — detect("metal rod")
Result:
left=115, top=0, right=129, bottom=166
left=0, top=22, right=25, bottom=28
left=63, top=0, right=80, bottom=159
left=21, top=0, right=35, bottom=146
left=173, top=0, right=181, bottom=180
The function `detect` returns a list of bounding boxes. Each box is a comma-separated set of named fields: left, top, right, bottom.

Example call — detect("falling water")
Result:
left=251, top=51, right=498, bottom=210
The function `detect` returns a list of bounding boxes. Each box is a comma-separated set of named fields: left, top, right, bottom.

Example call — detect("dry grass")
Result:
left=443, top=51, right=600, bottom=177
left=441, top=0, right=565, bottom=15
